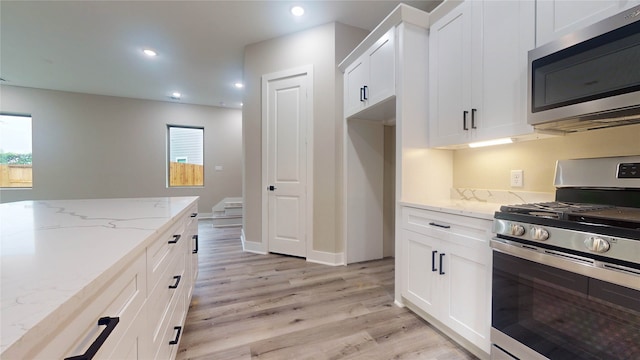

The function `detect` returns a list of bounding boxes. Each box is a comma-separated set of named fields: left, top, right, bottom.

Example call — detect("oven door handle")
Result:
left=490, top=238, right=640, bottom=290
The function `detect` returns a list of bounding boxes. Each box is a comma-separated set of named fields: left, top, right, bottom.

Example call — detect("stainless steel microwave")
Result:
left=528, top=5, right=640, bottom=132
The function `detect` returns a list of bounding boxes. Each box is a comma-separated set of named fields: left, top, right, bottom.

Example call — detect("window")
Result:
left=167, top=125, right=204, bottom=187
left=0, top=114, right=32, bottom=188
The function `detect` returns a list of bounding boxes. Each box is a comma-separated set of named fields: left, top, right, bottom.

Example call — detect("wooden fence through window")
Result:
left=0, top=164, right=33, bottom=188
left=0, top=163, right=203, bottom=188
left=169, top=162, right=204, bottom=187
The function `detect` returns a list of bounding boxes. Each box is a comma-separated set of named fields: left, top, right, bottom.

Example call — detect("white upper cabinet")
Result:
left=536, top=0, right=640, bottom=47
left=429, top=2, right=472, bottom=146
left=344, top=28, right=396, bottom=118
left=472, top=0, right=535, bottom=142
left=429, top=0, right=535, bottom=148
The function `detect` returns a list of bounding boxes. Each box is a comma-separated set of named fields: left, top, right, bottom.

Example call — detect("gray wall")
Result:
left=0, top=86, right=242, bottom=214
left=243, top=22, right=369, bottom=254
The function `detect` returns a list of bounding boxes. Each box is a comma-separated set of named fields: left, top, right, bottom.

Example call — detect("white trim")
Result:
left=261, top=65, right=314, bottom=259
left=306, top=250, right=345, bottom=266
left=241, top=229, right=267, bottom=254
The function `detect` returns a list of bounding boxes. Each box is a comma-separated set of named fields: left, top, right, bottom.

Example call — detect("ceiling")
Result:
left=0, top=1, right=441, bottom=109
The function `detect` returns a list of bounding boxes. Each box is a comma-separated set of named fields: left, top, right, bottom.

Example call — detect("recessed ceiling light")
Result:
left=291, top=6, right=304, bottom=17
left=170, top=92, right=181, bottom=100
left=234, top=82, right=244, bottom=89
left=143, top=49, right=157, bottom=57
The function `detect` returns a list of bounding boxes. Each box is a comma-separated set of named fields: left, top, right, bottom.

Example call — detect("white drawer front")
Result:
left=147, top=219, right=186, bottom=292
left=31, top=254, right=146, bottom=360
left=402, top=207, right=492, bottom=248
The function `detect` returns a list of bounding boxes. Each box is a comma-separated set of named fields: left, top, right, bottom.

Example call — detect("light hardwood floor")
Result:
left=177, top=221, right=477, bottom=360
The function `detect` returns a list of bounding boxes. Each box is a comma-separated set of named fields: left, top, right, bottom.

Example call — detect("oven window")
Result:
left=492, top=252, right=640, bottom=359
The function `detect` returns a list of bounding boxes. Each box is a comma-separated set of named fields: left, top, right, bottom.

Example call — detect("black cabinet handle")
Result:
left=168, top=234, right=181, bottom=244
left=169, top=326, right=182, bottom=345
left=169, top=275, right=181, bottom=289
left=463, top=111, right=469, bottom=130
left=363, top=85, right=368, bottom=100
left=471, top=108, right=477, bottom=129
left=428, top=222, right=451, bottom=229
left=360, top=87, right=365, bottom=102
left=192, top=234, right=199, bottom=254
left=439, top=253, right=446, bottom=275
left=190, top=213, right=198, bottom=218
left=431, top=250, right=438, bottom=272
left=65, top=317, right=119, bottom=360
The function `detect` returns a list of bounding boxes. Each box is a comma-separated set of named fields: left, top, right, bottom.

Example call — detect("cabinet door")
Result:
left=443, top=239, right=492, bottom=354
left=367, top=28, right=395, bottom=106
left=472, top=0, right=535, bottom=141
left=536, top=0, right=640, bottom=46
left=429, top=1, right=472, bottom=147
left=403, top=230, right=440, bottom=313
left=344, top=57, right=368, bottom=117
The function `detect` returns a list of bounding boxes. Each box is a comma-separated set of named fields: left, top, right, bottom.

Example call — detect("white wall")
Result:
left=0, top=86, right=242, bottom=213
left=243, top=22, right=369, bottom=254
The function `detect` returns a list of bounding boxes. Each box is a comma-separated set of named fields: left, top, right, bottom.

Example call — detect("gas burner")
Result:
left=500, top=202, right=614, bottom=217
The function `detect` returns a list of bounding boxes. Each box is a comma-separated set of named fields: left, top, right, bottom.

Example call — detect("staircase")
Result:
left=211, top=197, right=243, bottom=227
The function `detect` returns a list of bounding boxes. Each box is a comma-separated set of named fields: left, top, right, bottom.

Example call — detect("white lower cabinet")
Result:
left=401, top=206, right=492, bottom=356
left=26, top=204, right=198, bottom=360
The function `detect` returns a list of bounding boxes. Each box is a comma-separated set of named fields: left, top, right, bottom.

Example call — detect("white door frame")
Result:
left=261, top=65, right=314, bottom=257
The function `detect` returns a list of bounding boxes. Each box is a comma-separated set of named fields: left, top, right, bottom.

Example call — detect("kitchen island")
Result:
left=1, top=196, right=199, bottom=359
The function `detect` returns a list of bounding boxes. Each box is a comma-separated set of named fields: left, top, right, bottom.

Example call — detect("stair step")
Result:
left=224, top=208, right=243, bottom=216
left=211, top=214, right=242, bottom=227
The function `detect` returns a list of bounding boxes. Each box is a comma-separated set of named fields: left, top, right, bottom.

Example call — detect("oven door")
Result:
left=491, top=239, right=640, bottom=360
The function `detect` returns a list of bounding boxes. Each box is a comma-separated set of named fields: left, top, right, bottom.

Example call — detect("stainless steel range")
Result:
left=490, top=156, right=640, bottom=360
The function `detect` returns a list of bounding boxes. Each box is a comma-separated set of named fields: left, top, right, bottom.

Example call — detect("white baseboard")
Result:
left=241, top=229, right=267, bottom=254
left=239, top=230, right=343, bottom=264
left=306, top=249, right=345, bottom=266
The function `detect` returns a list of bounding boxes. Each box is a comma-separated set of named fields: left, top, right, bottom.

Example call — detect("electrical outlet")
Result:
left=511, top=170, right=524, bottom=187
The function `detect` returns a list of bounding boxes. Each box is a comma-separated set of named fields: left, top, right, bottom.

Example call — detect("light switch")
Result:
left=215, top=165, right=223, bottom=171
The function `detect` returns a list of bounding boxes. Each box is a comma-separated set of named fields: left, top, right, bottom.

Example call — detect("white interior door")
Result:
left=262, top=67, right=311, bottom=258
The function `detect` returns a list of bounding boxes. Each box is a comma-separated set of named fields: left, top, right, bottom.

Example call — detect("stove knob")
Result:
left=585, top=236, right=610, bottom=253
left=531, top=227, right=549, bottom=241
left=509, top=224, right=526, bottom=236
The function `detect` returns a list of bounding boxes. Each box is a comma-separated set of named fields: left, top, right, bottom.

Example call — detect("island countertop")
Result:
left=0, top=196, right=198, bottom=355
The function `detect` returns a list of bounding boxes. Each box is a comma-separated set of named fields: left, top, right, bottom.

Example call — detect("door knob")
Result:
left=267, top=185, right=277, bottom=191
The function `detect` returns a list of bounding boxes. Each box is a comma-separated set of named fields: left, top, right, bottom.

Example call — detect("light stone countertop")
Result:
left=400, top=199, right=503, bottom=220
left=0, top=196, right=198, bottom=355
left=401, top=189, right=555, bottom=221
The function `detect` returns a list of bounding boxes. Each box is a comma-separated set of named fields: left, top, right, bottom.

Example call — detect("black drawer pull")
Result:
left=431, top=250, right=438, bottom=272
left=65, top=317, right=119, bottom=360
left=190, top=213, right=198, bottom=218
left=463, top=110, right=469, bottom=130
left=471, top=108, right=477, bottom=129
left=168, top=234, right=181, bottom=244
left=192, top=234, right=199, bottom=254
left=169, top=275, right=181, bottom=289
left=428, top=222, right=451, bottom=229
left=439, top=253, right=446, bottom=275
left=169, top=326, right=182, bottom=345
